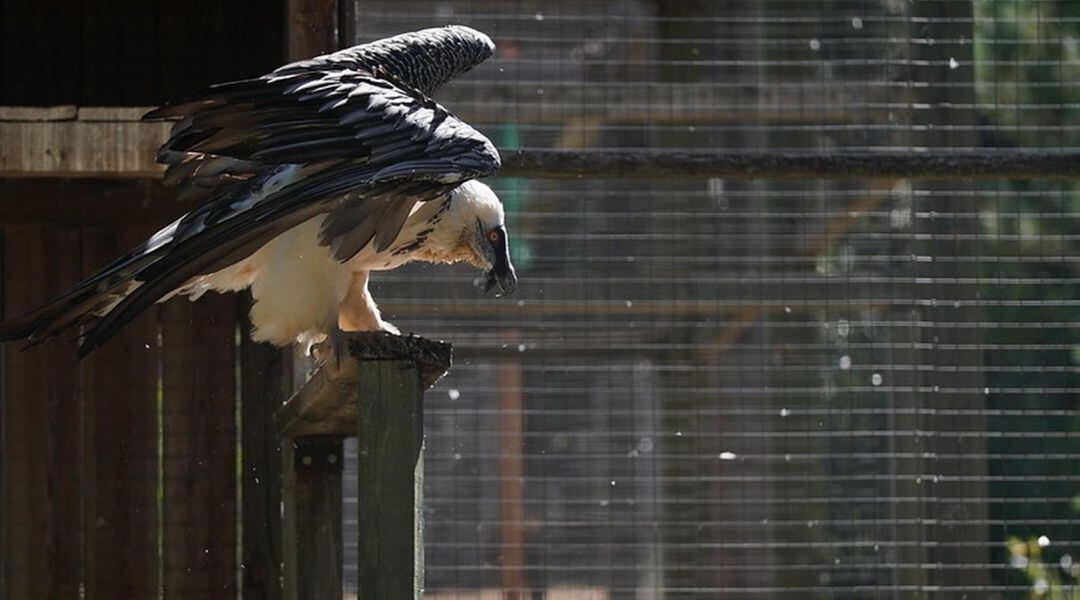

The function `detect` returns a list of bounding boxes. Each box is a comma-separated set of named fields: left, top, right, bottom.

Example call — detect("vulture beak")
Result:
left=483, top=225, right=517, bottom=296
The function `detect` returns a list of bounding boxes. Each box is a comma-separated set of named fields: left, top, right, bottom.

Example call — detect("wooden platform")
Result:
left=276, top=332, right=452, bottom=438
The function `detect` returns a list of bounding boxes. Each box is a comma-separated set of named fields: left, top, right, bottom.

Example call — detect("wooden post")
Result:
left=161, top=293, right=239, bottom=600
left=81, top=229, right=161, bottom=600
left=287, top=0, right=338, bottom=61
left=274, top=4, right=341, bottom=598
left=356, top=360, right=424, bottom=599
left=277, top=333, right=451, bottom=600
left=1, top=226, right=83, bottom=600
left=498, top=340, right=526, bottom=598
left=282, top=437, right=344, bottom=600
left=241, top=318, right=289, bottom=600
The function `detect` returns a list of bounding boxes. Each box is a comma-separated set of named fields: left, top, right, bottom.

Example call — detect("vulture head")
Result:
left=447, top=180, right=517, bottom=296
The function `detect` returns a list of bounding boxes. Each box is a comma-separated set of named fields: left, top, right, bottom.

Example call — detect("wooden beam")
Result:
left=80, top=229, right=160, bottom=600
left=160, top=293, right=239, bottom=600
left=277, top=333, right=451, bottom=438
left=240, top=304, right=288, bottom=600
left=498, top=338, right=526, bottom=599
left=0, top=179, right=183, bottom=227
left=277, top=7, right=342, bottom=598
left=1, top=226, right=83, bottom=600
left=355, top=360, right=424, bottom=600
left=287, top=0, right=338, bottom=60
left=281, top=437, right=344, bottom=600
left=276, top=333, right=449, bottom=600
left=0, top=107, right=168, bottom=177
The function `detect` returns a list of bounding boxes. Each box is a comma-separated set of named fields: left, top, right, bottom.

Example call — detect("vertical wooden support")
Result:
left=1, top=226, right=83, bottom=600
left=160, top=293, right=239, bottom=600
left=287, top=0, right=338, bottom=60
left=277, top=333, right=449, bottom=600
left=356, top=360, right=424, bottom=600
left=499, top=352, right=526, bottom=598
left=283, top=436, right=344, bottom=600
left=276, top=4, right=339, bottom=597
left=81, top=229, right=160, bottom=600
left=1, top=228, right=5, bottom=598
left=241, top=308, right=288, bottom=600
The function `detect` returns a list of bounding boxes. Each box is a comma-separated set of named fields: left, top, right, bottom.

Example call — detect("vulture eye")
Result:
left=487, top=230, right=501, bottom=244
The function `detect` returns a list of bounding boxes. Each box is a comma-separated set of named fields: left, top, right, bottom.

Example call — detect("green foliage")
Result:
left=975, top=0, right=1080, bottom=149
left=1007, top=533, right=1080, bottom=599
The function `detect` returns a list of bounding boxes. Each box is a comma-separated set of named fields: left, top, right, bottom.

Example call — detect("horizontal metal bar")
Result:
left=499, top=150, right=1080, bottom=180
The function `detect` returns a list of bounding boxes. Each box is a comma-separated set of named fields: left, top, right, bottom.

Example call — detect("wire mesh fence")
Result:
left=340, top=1, right=1079, bottom=597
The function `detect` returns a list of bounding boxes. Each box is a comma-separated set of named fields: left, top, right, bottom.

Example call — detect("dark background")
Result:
left=0, top=0, right=284, bottom=105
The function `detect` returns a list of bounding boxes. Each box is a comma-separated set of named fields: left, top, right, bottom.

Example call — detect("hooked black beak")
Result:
left=483, top=226, right=517, bottom=296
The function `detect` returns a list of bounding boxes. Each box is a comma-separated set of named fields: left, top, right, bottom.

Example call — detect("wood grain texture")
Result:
left=284, top=437, right=344, bottom=600
left=287, top=0, right=339, bottom=61
left=0, top=115, right=170, bottom=177
left=498, top=352, right=526, bottom=598
left=356, top=360, right=424, bottom=600
left=1, top=225, right=83, bottom=600
left=160, top=292, right=239, bottom=600
left=80, top=228, right=160, bottom=600
left=240, top=301, right=288, bottom=600
left=0, top=179, right=186, bottom=228
left=278, top=333, right=450, bottom=438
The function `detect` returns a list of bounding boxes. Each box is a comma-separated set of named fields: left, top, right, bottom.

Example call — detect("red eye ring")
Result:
left=487, top=230, right=500, bottom=243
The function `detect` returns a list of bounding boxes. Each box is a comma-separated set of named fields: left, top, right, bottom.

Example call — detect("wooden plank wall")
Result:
left=0, top=2, right=328, bottom=597
left=0, top=182, right=256, bottom=600
left=80, top=228, right=161, bottom=598
left=161, top=293, right=239, bottom=599
left=1, top=225, right=83, bottom=599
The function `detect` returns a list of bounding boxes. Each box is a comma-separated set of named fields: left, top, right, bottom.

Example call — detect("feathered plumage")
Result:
left=0, top=25, right=517, bottom=356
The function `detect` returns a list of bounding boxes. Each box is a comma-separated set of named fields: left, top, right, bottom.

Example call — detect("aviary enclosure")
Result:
left=0, top=0, right=1077, bottom=598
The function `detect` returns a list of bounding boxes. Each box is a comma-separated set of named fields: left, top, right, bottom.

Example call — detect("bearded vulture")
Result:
left=0, top=25, right=516, bottom=357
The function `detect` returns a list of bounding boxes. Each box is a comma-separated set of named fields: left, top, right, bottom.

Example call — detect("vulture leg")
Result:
left=338, top=270, right=399, bottom=334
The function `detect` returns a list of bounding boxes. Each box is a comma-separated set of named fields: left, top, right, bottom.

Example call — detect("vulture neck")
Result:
left=421, top=180, right=503, bottom=268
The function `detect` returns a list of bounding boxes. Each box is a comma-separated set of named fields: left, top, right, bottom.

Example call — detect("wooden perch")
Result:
left=277, top=332, right=451, bottom=600
left=277, top=332, right=451, bottom=438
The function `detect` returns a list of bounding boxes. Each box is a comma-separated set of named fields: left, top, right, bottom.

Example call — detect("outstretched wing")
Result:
left=1, top=26, right=500, bottom=356
left=274, top=25, right=494, bottom=97
left=144, top=24, right=498, bottom=250
left=143, top=67, right=500, bottom=254
left=149, top=25, right=494, bottom=120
